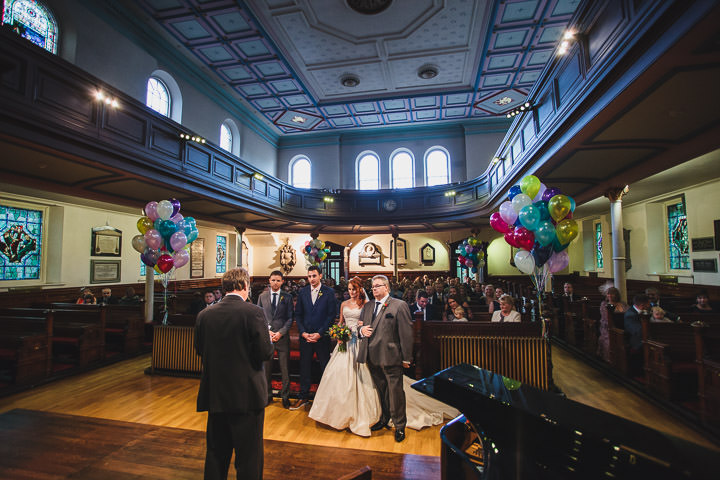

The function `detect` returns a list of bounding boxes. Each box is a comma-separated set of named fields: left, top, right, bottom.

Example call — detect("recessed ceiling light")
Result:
left=340, top=75, right=360, bottom=87
left=346, top=0, right=393, bottom=15
left=418, top=65, right=439, bottom=80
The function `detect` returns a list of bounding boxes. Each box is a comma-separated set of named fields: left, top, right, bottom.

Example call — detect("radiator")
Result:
left=439, top=335, right=550, bottom=390
left=151, top=325, right=202, bottom=373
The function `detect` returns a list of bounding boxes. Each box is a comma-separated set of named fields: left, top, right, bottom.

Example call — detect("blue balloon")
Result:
left=531, top=243, right=553, bottom=267
left=552, top=237, right=569, bottom=252
left=535, top=220, right=556, bottom=247
left=569, top=196, right=576, bottom=212
left=518, top=205, right=541, bottom=231
left=534, top=201, right=551, bottom=221
left=159, top=219, right=177, bottom=239
left=471, top=266, right=478, bottom=273
left=186, top=228, right=199, bottom=244
left=153, top=218, right=162, bottom=231
left=508, top=185, right=522, bottom=201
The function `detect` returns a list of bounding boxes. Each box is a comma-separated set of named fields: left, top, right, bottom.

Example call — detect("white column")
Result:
left=606, top=187, right=629, bottom=303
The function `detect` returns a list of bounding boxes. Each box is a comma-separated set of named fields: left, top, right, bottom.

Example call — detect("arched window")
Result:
left=3, top=0, right=58, bottom=54
left=290, top=156, right=311, bottom=188
left=146, top=77, right=170, bottom=117
left=425, top=147, right=450, bottom=186
left=356, top=151, right=380, bottom=190
left=219, top=119, right=240, bottom=155
left=390, top=149, right=414, bottom=189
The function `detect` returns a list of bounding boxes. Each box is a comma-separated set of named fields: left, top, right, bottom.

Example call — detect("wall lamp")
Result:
left=323, top=196, right=335, bottom=203
left=253, top=173, right=264, bottom=181
left=444, top=190, right=456, bottom=197
left=557, top=30, right=576, bottom=55
left=94, top=90, right=119, bottom=108
left=179, top=133, right=206, bottom=144
left=506, top=102, right=532, bottom=118
left=491, top=157, right=504, bottom=165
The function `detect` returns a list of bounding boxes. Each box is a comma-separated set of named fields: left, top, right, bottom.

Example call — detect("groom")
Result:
left=357, top=274, right=413, bottom=442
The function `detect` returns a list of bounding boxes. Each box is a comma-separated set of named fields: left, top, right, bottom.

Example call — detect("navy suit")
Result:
left=624, top=306, right=645, bottom=377
left=294, top=284, right=338, bottom=398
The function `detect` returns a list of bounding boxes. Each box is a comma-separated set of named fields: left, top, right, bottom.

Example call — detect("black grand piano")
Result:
left=412, top=364, right=720, bottom=479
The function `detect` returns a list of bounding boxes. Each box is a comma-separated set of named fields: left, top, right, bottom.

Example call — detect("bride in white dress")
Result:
left=309, top=277, right=459, bottom=436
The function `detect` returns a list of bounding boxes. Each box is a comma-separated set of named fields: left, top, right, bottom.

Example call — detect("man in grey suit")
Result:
left=357, top=274, right=414, bottom=442
left=195, top=268, right=274, bottom=480
left=257, top=270, right=294, bottom=409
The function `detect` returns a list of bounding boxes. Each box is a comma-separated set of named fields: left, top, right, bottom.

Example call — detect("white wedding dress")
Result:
left=309, top=305, right=459, bottom=436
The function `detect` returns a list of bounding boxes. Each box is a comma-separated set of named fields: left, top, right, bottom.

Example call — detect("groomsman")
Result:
left=257, top=270, right=294, bottom=408
left=291, top=265, right=338, bottom=410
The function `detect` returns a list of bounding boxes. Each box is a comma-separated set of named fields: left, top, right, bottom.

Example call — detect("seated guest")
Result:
left=479, top=284, right=500, bottom=313
left=491, top=295, right=521, bottom=322
left=443, top=295, right=473, bottom=321
left=624, top=294, right=650, bottom=377
left=597, top=286, right=629, bottom=362
left=410, top=290, right=441, bottom=321
left=426, top=285, right=442, bottom=306
left=119, top=287, right=141, bottom=305
left=212, top=288, right=223, bottom=304
left=563, top=282, right=575, bottom=302
left=76, top=287, right=97, bottom=304
left=189, top=291, right=216, bottom=315
left=98, top=287, right=118, bottom=305
left=691, top=290, right=714, bottom=313
left=452, top=306, right=468, bottom=322
left=651, top=306, right=673, bottom=323
left=645, top=287, right=678, bottom=321
left=495, top=287, right=504, bottom=300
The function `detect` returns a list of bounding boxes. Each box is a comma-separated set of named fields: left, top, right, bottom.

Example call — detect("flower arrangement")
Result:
left=328, top=323, right=351, bottom=352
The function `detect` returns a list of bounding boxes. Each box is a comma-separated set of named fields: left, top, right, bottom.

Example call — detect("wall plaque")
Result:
left=190, top=238, right=204, bottom=278
left=691, top=237, right=715, bottom=252
left=692, top=258, right=717, bottom=273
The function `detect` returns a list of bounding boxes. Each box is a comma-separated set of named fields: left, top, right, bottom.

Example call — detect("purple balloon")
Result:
left=547, top=250, right=570, bottom=273
left=542, top=187, right=562, bottom=202
left=144, top=229, right=162, bottom=250
left=170, top=212, right=184, bottom=225
left=141, top=248, right=161, bottom=267
left=170, top=198, right=181, bottom=218
left=172, top=249, right=189, bottom=268
left=145, top=201, right=159, bottom=221
left=169, top=231, right=188, bottom=251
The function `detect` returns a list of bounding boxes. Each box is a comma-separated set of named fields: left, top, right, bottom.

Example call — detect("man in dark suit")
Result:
left=257, top=270, right=294, bottom=408
left=410, top=290, right=440, bottom=321
left=290, top=265, right=338, bottom=410
left=194, top=267, right=274, bottom=480
left=624, top=293, right=650, bottom=378
left=358, top=275, right=414, bottom=442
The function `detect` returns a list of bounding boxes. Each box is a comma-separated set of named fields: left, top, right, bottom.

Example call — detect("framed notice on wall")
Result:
left=390, top=238, right=407, bottom=265
left=90, top=260, right=120, bottom=283
left=91, top=226, right=121, bottom=256
left=190, top=238, right=204, bottom=278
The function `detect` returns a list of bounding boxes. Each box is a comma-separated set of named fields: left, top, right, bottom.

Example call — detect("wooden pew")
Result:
left=0, top=310, right=52, bottom=383
left=49, top=304, right=106, bottom=367
left=104, top=305, right=145, bottom=354
left=641, top=318, right=698, bottom=400
left=694, top=322, right=720, bottom=426
left=608, top=311, right=632, bottom=375
left=563, top=298, right=587, bottom=348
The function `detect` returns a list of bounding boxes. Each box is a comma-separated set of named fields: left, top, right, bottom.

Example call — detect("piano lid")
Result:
left=413, top=363, right=720, bottom=480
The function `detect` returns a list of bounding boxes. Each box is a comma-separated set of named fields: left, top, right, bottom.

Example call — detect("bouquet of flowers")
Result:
left=328, top=323, right=352, bottom=352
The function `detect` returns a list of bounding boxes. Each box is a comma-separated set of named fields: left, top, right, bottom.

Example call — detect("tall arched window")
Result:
left=219, top=119, right=240, bottom=156
left=357, top=151, right=380, bottom=190
left=146, top=77, right=170, bottom=117
left=390, top=149, right=414, bottom=189
left=290, top=156, right=311, bottom=188
left=2, top=0, right=58, bottom=54
left=425, top=147, right=450, bottom=186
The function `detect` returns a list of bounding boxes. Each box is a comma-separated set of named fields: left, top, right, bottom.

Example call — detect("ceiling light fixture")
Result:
left=418, top=65, right=439, bottom=80
left=340, top=75, right=360, bottom=88
left=346, top=0, right=393, bottom=15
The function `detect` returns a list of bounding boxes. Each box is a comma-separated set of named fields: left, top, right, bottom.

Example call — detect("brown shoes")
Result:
left=289, top=398, right=310, bottom=410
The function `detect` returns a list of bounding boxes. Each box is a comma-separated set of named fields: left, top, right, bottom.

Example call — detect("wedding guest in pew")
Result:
left=479, top=284, right=500, bottom=313
left=691, top=290, right=714, bottom=313
left=563, top=282, right=575, bottom=302
left=495, top=287, right=504, bottom=300
left=98, top=287, right=118, bottom=305
left=452, top=306, right=468, bottom=322
left=118, top=287, right=141, bottom=305
left=212, top=289, right=223, bottom=304
left=598, top=286, right=629, bottom=362
left=443, top=295, right=473, bottom=321
left=624, top=294, right=651, bottom=377
left=651, top=306, right=673, bottom=323
left=645, top=287, right=678, bottom=321
left=410, top=290, right=441, bottom=321
left=491, top=295, right=521, bottom=322
left=75, top=287, right=96, bottom=305
left=189, top=291, right=216, bottom=315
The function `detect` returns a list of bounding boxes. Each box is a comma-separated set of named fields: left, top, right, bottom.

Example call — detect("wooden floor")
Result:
left=0, top=345, right=718, bottom=478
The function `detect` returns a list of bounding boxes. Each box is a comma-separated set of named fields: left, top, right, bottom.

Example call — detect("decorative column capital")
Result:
left=310, top=232, right=319, bottom=239
left=605, top=185, right=629, bottom=202
left=234, top=226, right=246, bottom=235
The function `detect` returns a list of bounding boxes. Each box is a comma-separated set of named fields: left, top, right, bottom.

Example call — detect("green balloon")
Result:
left=520, top=175, right=541, bottom=201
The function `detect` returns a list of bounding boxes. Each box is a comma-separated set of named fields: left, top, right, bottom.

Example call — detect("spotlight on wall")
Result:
left=444, top=191, right=456, bottom=197
left=491, top=157, right=503, bottom=165
left=253, top=173, right=264, bottom=181
left=506, top=102, right=533, bottom=118
left=94, top=90, right=120, bottom=108
left=323, top=196, right=335, bottom=203
left=557, top=30, right=576, bottom=55
left=179, top=133, right=206, bottom=143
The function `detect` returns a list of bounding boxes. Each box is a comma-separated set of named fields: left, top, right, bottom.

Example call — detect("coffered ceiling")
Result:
left=130, top=0, right=580, bottom=134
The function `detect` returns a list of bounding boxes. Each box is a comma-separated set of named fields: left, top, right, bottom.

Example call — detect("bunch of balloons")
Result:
left=132, top=199, right=199, bottom=275
left=489, top=174, right=579, bottom=295
left=457, top=235, right=485, bottom=274
left=304, top=238, right=329, bottom=266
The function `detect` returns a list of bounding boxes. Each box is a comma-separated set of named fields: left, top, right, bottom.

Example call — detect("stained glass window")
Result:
left=0, top=204, right=43, bottom=280
left=140, top=261, right=146, bottom=276
left=2, top=0, right=57, bottom=54
left=216, top=235, right=226, bottom=274
left=146, top=77, right=170, bottom=117
left=595, top=222, right=603, bottom=269
left=667, top=201, right=689, bottom=270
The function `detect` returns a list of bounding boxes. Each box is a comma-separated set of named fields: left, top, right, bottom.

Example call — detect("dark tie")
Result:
left=372, top=301, right=381, bottom=321
left=271, top=292, right=277, bottom=313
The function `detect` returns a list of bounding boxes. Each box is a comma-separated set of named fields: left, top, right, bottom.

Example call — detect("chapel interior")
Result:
left=1, top=0, right=720, bottom=478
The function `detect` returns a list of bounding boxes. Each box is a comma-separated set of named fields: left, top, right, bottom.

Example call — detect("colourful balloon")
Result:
left=547, top=250, right=570, bottom=273
left=131, top=234, right=147, bottom=253
left=535, top=201, right=550, bottom=221
left=154, top=264, right=163, bottom=274
left=531, top=244, right=553, bottom=267
left=144, top=229, right=162, bottom=250
left=534, top=220, right=556, bottom=247
left=141, top=247, right=160, bottom=267
left=172, top=249, right=189, bottom=268
left=499, top=201, right=518, bottom=225
left=514, top=250, right=536, bottom=274
left=490, top=212, right=513, bottom=234
left=169, top=231, right=188, bottom=251
left=169, top=198, right=181, bottom=217
left=568, top=196, right=576, bottom=212
left=158, top=219, right=178, bottom=239
left=145, top=201, right=159, bottom=221
left=186, top=228, right=199, bottom=244
left=514, top=227, right=535, bottom=251
left=137, top=216, right=153, bottom=234
left=511, top=193, right=532, bottom=213
left=533, top=183, right=547, bottom=203
left=556, top=219, right=578, bottom=244
left=504, top=230, right=519, bottom=248
left=520, top=175, right=541, bottom=201
left=518, top=205, right=541, bottom=231
left=170, top=212, right=184, bottom=225
left=507, top=185, right=522, bottom=201
left=157, top=200, right=174, bottom=220
left=542, top=187, right=562, bottom=202
left=552, top=237, right=570, bottom=252
left=548, top=194, right=571, bottom=222
left=156, top=254, right=174, bottom=273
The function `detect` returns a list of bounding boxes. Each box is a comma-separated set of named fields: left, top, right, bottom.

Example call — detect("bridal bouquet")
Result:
left=328, top=323, right=351, bottom=352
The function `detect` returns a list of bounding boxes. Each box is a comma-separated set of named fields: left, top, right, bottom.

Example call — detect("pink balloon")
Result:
left=490, top=212, right=513, bottom=234
left=533, top=183, right=547, bottom=203
left=172, top=249, right=189, bottom=268
left=169, top=231, right=187, bottom=251
left=547, top=251, right=570, bottom=273
left=145, top=201, right=159, bottom=221
left=170, top=212, right=184, bottom=225
left=515, top=227, right=535, bottom=251
left=144, top=229, right=162, bottom=250
left=499, top=201, right=518, bottom=225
